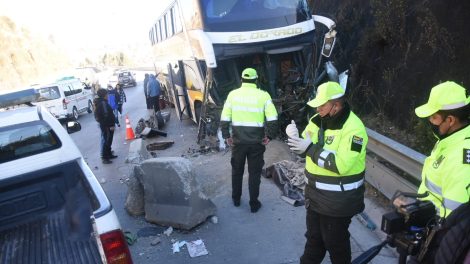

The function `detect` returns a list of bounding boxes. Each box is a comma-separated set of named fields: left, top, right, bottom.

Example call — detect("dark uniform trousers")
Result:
left=231, top=143, right=265, bottom=203
left=300, top=209, right=352, bottom=264
left=100, top=125, right=114, bottom=158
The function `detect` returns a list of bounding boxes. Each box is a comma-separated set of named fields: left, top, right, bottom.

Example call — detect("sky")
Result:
left=0, top=0, right=172, bottom=57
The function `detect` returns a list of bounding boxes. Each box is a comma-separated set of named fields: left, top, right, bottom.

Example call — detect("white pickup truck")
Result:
left=0, top=89, right=133, bottom=263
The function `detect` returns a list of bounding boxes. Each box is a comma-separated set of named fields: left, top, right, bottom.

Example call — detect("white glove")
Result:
left=285, top=120, right=299, bottom=139
left=287, top=136, right=312, bottom=154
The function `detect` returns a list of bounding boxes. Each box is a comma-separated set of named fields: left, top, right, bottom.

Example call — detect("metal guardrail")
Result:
left=365, top=128, right=427, bottom=199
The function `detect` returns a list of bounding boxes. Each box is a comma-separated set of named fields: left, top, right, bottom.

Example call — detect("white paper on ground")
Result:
left=186, top=239, right=209, bottom=257
left=172, top=241, right=186, bottom=253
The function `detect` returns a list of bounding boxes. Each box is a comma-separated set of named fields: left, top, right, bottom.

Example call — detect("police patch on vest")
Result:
left=464, top=149, right=470, bottom=164
left=351, top=135, right=363, bottom=152
left=325, top=135, right=335, bottom=145
left=433, top=155, right=445, bottom=168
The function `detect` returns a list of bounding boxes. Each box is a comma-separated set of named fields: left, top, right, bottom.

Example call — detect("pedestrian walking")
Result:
left=147, top=74, right=161, bottom=115
left=93, top=88, right=118, bottom=164
left=116, top=83, right=126, bottom=117
left=144, top=73, right=152, bottom=110
left=107, top=85, right=120, bottom=127
left=286, top=81, right=368, bottom=264
left=220, top=68, right=278, bottom=213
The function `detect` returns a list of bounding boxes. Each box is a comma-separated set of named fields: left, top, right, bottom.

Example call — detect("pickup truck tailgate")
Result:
left=0, top=209, right=102, bottom=264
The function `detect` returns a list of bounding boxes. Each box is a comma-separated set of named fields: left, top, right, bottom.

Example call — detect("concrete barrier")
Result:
left=138, top=157, right=217, bottom=230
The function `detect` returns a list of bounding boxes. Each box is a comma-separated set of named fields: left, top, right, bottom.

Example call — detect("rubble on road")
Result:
left=264, top=160, right=306, bottom=206
left=186, top=239, right=209, bottom=258
left=146, top=140, right=174, bottom=151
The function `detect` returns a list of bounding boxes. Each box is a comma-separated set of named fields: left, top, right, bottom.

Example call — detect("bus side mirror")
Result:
left=321, top=30, right=337, bottom=57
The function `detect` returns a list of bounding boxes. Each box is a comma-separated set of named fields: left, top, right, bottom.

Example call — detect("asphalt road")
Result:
left=70, top=72, right=398, bottom=264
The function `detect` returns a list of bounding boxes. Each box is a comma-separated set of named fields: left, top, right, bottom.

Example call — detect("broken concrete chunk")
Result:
left=126, top=138, right=150, bottom=164
left=146, top=140, right=174, bottom=151
left=140, top=157, right=217, bottom=230
left=125, top=166, right=145, bottom=216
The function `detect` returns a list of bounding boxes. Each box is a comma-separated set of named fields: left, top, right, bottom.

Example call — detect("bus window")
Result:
left=172, top=6, right=182, bottom=33
left=200, top=0, right=311, bottom=32
left=158, top=20, right=163, bottom=41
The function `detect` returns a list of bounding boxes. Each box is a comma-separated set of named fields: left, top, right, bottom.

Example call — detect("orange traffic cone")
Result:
left=125, top=115, right=136, bottom=140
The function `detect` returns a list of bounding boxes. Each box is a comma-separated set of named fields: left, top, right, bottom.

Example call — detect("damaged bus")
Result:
left=149, top=0, right=344, bottom=143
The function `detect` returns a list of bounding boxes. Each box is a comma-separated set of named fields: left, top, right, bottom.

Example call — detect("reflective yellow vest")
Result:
left=302, top=112, right=367, bottom=180
left=220, top=83, right=277, bottom=144
left=418, top=124, right=470, bottom=218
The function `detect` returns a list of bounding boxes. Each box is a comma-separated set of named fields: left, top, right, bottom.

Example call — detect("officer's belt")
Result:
left=305, top=171, right=364, bottom=192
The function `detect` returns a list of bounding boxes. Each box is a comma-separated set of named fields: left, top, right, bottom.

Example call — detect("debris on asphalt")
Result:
left=355, top=212, right=377, bottom=230
left=280, top=195, right=302, bottom=206
left=124, top=231, right=138, bottom=246
left=210, top=216, right=218, bottom=224
left=146, top=140, right=175, bottom=151
left=100, top=178, right=106, bottom=184
left=151, top=237, right=162, bottom=246
left=186, top=239, right=209, bottom=258
left=137, top=226, right=166, bottom=237
left=263, top=160, right=306, bottom=206
left=163, top=226, right=173, bottom=236
left=172, top=241, right=186, bottom=253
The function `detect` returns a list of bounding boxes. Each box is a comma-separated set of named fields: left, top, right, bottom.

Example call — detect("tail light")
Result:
left=100, top=230, right=133, bottom=264
left=62, top=98, right=69, bottom=109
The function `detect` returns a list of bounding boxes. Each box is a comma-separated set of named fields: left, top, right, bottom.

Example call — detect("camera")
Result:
left=381, top=192, right=436, bottom=257
left=352, top=191, right=438, bottom=264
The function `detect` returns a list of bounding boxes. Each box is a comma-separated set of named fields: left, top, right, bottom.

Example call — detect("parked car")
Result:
left=33, top=76, right=93, bottom=121
left=0, top=89, right=133, bottom=263
left=118, top=71, right=137, bottom=87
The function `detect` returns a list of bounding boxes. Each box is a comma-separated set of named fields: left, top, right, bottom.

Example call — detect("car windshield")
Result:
left=35, top=86, right=61, bottom=102
left=0, top=121, right=62, bottom=163
left=200, top=0, right=311, bottom=32
left=119, top=72, right=131, bottom=77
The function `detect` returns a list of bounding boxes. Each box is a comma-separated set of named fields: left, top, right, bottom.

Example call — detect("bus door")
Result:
left=169, top=61, right=192, bottom=121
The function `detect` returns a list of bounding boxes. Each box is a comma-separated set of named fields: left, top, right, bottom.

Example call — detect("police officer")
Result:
left=220, top=68, right=278, bottom=213
left=414, top=81, right=470, bottom=218
left=286, top=82, right=368, bottom=264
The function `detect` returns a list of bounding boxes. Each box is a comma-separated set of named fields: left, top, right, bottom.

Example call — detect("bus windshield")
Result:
left=200, top=0, right=311, bottom=32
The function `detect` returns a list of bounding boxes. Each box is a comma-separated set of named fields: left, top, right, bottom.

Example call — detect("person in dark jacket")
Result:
left=116, top=84, right=126, bottom=117
left=286, top=82, right=368, bottom=264
left=220, top=68, right=278, bottom=213
left=94, top=88, right=118, bottom=164
left=146, top=74, right=161, bottom=114
left=143, top=73, right=152, bottom=110
left=107, top=85, right=120, bottom=127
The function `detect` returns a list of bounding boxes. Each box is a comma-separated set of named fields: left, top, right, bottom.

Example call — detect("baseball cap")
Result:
left=415, top=81, right=470, bottom=118
left=307, top=82, right=345, bottom=108
left=241, top=68, right=258, bottom=80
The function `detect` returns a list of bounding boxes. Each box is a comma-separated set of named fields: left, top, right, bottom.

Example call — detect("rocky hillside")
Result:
left=311, top=0, right=470, bottom=153
left=0, top=16, right=71, bottom=92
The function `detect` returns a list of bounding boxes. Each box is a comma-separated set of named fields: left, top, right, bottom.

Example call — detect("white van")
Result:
left=33, top=77, right=94, bottom=120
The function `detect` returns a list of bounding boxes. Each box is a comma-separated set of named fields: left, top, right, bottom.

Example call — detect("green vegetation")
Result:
left=312, top=0, right=470, bottom=153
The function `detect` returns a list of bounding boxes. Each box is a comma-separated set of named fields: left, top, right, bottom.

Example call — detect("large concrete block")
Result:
left=125, top=166, right=145, bottom=216
left=140, top=157, right=217, bottom=230
left=125, top=138, right=150, bottom=164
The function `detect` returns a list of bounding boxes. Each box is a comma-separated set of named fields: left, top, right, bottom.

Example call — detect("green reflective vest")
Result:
left=220, top=83, right=278, bottom=144
left=302, top=112, right=368, bottom=178
left=418, top=124, right=470, bottom=218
